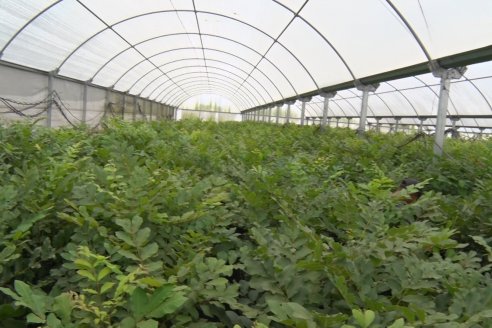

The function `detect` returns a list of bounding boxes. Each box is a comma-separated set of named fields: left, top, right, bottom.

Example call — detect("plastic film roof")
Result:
left=1, top=0, right=492, bottom=117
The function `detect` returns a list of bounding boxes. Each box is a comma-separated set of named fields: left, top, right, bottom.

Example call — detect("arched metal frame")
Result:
left=143, top=64, right=269, bottom=105
left=129, top=55, right=282, bottom=100
left=163, top=77, right=254, bottom=109
left=170, top=86, right=245, bottom=109
left=158, top=77, right=251, bottom=106
left=170, top=84, right=248, bottom=110
left=159, top=80, right=250, bottom=107
left=150, top=65, right=267, bottom=104
left=0, top=0, right=490, bottom=129
left=92, top=34, right=291, bottom=98
left=154, top=73, right=258, bottom=107
left=49, top=7, right=322, bottom=101
left=172, top=90, right=239, bottom=110
left=168, top=83, right=251, bottom=110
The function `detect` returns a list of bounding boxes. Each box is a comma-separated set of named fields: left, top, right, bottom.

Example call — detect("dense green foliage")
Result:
left=1, top=119, right=492, bottom=328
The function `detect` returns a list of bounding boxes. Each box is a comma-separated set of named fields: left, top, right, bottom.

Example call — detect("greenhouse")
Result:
left=1, top=1, right=492, bottom=327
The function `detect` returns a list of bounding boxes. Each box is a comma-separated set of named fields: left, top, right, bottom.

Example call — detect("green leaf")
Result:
left=97, top=267, right=112, bottom=281
left=130, top=288, right=149, bottom=321
left=138, top=277, right=165, bottom=287
left=115, top=219, right=133, bottom=234
left=352, top=309, right=375, bottom=328
left=0, top=288, right=21, bottom=302
left=120, top=317, right=136, bottom=328
left=116, top=231, right=136, bottom=247
left=148, top=292, right=188, bottom=318
left=131, top=216, right=143, bottom=232
left=14, top=281, right=47, bottom=319
left=285, top=302, right=312, bottom=320
left=74, top=259, right=93, bottom=270
left=101, top=282, right=115, bottom=294
left=46, top=313, right=62, bottom=328
left=130, top=285, right=187, bottom=320
left=135, top=228, right=151, bottom=247
left=137, top=319, right=159, bottom=328
left=26, top=313, right=45, bottom=324
left=52, top=293, right=73, bottom=323
left=83, top=288, right=98, bottom=295
left=140, top=243, right=158, bottom=261
left=119, top=249, right=140, bottom=261
left=77, top=270, right=96, bottom=281
left=388, top=318, right=405, bottom=328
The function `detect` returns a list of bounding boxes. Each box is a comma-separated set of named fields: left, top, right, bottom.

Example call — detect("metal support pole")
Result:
left=299, top=97, right=311, bottom=126
left=150, top=102, right=153, bottom=121
left=104, top=88, right=110, bottom=118
left=389, top=123, right=394, bottom=133
left=132, top=96, right=137, bottom=121
left=418, top=118, right=426, bottom=133
left=82, top=82, right=88, bottom=123
left=394, top=118, right=401, bottom=133
left=122, top=93, right=126, bottom=119
left=430, top=62, right=466, bottom=156
left=355, top=81, right=379, bottom=135
left=47, top=72, right=54, bottom=128
left=376, top=118, right=381, bottom=132
left=174, top=107, right=178, bottom=121
left=347, top=118, right=352, bottom=129
left=286, top=100, right=295, bottom=124
left=336, top=117, right=340, bottom=128
left=320, top=92, right=336, bottom=130
left=327, top=117, right=331, bottom=127
left=276, top=105, right=281, bottom=124
left=268, top=107, right=272, bottom=123
left=451, top=118, right=459, bottom=139
left=479, top=127, right=485, bottom=139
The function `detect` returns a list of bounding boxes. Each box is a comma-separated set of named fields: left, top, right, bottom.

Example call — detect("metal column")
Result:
left=418, top=118, right=426, bottom=133
left=132, top=96, right=137, bottom=121
left=268, top=106, right=272, bottom=123
left=121, top=93, right=126, bottom=119
left=276, top=105, right=281, bottom=124
left=299, top=97, right=311, bottom=126
left=375, top=118, right=381, bottom=133
left=451, top=118, right=459, bottom=139
left=286, top=100, right=295, bottom=124
left=320, top=92, right=336, bottom=130
left=82, top=82, right=88, bottom=123
left=47, top=72, right=54, bottom=128
left=355, top=81, right=379, bottom=135
left=394, top=118, right=401, bottom=133
left=430, top=62, right=466, bottom=156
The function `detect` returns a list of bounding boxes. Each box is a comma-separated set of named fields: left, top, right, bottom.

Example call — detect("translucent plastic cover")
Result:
left=0, top=0, right=491, bottom=119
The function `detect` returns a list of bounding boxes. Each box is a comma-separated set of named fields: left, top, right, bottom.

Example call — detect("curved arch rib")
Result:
left=153, top=71, right=261, bottom=106
left=157, top=76, right=256, bottom=108
left=169, top=85, right=247, bottom=110
left=160, top=77, right=255, bottom=108
left=139, top=63, right=272, bottom=104
left=171, top=85, right=249, bottom=110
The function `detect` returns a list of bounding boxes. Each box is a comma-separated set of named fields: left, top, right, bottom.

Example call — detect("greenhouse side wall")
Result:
left=0, top=63, right=176, bottom=127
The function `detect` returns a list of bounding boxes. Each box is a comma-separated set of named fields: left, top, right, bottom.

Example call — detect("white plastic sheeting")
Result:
left=0, top=63, right=175, bottom=127
left=0, top=0, right=491, bottom=127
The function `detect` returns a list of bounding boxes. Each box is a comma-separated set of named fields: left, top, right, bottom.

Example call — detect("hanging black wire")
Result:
left=0, top=94, right=49, bottom=118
